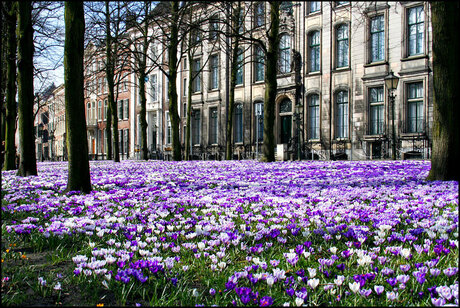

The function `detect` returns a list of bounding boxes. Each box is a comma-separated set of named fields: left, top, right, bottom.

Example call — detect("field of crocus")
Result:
left=1, top=160, right=458, bottom=306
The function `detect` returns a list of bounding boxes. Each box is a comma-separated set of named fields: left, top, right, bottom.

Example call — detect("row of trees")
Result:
left=1, top=1, right=458, bottom=194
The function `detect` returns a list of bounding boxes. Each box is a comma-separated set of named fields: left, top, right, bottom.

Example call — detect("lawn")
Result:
left=1, top=160, right=458, bottom=306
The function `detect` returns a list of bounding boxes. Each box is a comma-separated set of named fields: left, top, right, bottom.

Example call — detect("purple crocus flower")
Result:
left=374, top=285, right=384, bottom=295
left=260, top=296, right=273, bottom=307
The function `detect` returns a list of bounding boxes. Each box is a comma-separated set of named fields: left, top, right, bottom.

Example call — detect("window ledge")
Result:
left=306, top=71, right=321, bottom=77
left=363, top=61, right=388, bottom=68
left=400, top=132, right=427, bottom=139
left=307, top=11, right=321, bottom=17
left=333, top=67, right=350, bottom=73
left=401, top=54, right=428, bottom=62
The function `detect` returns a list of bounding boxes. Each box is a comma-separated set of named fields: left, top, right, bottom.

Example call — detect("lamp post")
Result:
left=255, top=104, right=263, bottom=159
left=295, top=103, right=303, bottom=160
left=384, top=70, right=400, bottom=160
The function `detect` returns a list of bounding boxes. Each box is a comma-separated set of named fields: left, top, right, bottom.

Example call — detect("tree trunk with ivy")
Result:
left=262, top=1, right=280, bottom=162
left=16, top=1, right=37, bottom=176
left=3, top=1, right=17, bottom=171
left=64, top=1, right=91, bottom=193
left=427, top=1, right=460, bottom=183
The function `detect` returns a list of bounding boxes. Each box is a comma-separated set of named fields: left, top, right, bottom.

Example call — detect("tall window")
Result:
left=236, top=48, right=244, bottom=85
left=308, top=94, right=320, bottom=139
left=407, top=82, right=424, bottom=133
left=123, top=99, right=129, bottom=120
left=407, top=6, right=424, bottom=56
left=309, top=31, right=320, bottom=72
left=336, top=24, right=349, bottom=68
left=166, top=112, right=172, bottom=144
left=119, top=129, right=123, bottom=155
left=150, top=74, right=158, bottom=102
left=279, top=98, right=292, bottom=144
left=118, top=100, right=123, bottom=120
left=237, top=8, right=244, bottom=34
left=234, top=103, right=243, bottom=143
left=192, top=59, right=201, bottom=93
left=279, top=34, right=291, bottom=74
left=87, top=103, right=91, bottom=123
left=104, top=100, right=107, bottom=121
left=209, top=15, right=219, bottom=40
left=192, top=109, right=200, bottom=145
left=98, top=101, right=102, bottom=121
left=370, top=15, right=385, bottom=62
left=124, top=129, right=129, bottom=155
left=336, top=90, right=349, bottom=138
left=210, top=55, right=219, bottom=89
left=254, top=2, right=265, bottom=27
left=254, top=102, right=264, bottom=142
left=255, top=45, right=265, bottom=82
left=308, top=2, right=320, bottom=14
left=369, top=87, right=384, bottom=135
left=209, top=107, right=218, bottom=144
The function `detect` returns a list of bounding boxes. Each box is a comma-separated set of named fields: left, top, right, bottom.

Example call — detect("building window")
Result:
left=236, top=48, right=244, bottom=85
left=308, top=2, right=320, bottom=14
left=192, top=109, right=200, bottom=145
left=336, top=90, right=349, bottom=138
left=166, top=112, right=172, bottom=144
left=119, top=129, right=123, bottom=155
left=280, top=1, right=293, bottom=14
left=407, top=6, right=424, bottom=56
left=104, top=100, right=108, bottom=121
left=254, top=2, right=265, bottom=28
left=336, top=24, right=349, bottom=68
left=308, top=94, right=320, bottom=140
left=124, top=129, right=129, bottom=155
left=234, top=103, right=243, bottom=143
left=98, top=101, right=102, bottom=121
left=92, top=101, right=96, bottom=122
left=209, top=107, right=218, bottom=144
left=254, top=102, right=264, bottom=142
left=254, top=45, right=265, bottom=82
left=209, top=14, right=219, bottom=40
left=150, top=74, right=158, bottom=102
left=210, top=55, right=219, bottom=90
left=192, top=58, right=201, bottom=93
left=407, top=82, right=424, bottom=133
left=369, top=87, right=384, bottom=135
left=279, top=98, right=292, bottom=144
left=237, top=8, right=244, bottom=34
left=104, top=128, right=107, bottom=154
left=279, top=34, right=291, bottom=74
left=370, top=15, right=385, bottom=62
left=118, top=100, right=123, bottom=120
left=123, top=99, right=129, bottom=120
left=183, top=78, right=187, bottom=96
left=309, top=31, right=320, bottom=72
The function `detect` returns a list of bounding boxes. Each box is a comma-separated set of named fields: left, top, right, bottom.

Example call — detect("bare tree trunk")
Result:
left=185, top=52, right=193, bottom=160
left=427, top=1, right=460, bottom=182
left=64, top=1, right=91, bottom=193
left=16, top=1, right=37, bottom=176
left=3, top=2, right=17, bottom=171
left=225, top=2, right=242, bottom=160
left=262, top=1, right=280, bottom=162
left=168, top=1, right=181, bottom=161
left=139, top=72, right=148, bottom=160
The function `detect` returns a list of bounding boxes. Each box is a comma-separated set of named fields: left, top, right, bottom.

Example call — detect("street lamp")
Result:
left=384, top=70, right=399, bottom=160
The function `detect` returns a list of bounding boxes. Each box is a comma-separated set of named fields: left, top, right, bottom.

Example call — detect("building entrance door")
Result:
left=280, top=115, right=292, bottom=144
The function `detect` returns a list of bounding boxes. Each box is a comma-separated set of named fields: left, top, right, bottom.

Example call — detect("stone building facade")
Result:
left=127, top=1, right=432, bottom=161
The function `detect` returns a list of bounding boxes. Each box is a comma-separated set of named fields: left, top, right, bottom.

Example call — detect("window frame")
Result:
left=368, top=87, right=385, bottom=135
left=254, top=45, right=265, bottom=82
left=234, top=103, right=244, bottom=143
left=209, top=54, right=219, bottom=90
left=209, top=107, right=218, bottom=145
left=279, top=33, right=292, bottom=74
left=406, top=5, right=425, bottom=57
left=336, top=24, right=349, bottom=69
left=335, top=90, right=349, bottom=139
left=369, top=14, right=385, bottom=63
left=406, top=82, right=424, bottom=133
left=308, top=94, right=320, bottom=140
left=308, top=30, right=321, bottom=73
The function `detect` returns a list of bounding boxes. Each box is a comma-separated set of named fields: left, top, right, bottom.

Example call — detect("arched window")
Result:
left=309, top=31, right=320, bottom=72
left=336, top=91, right=349, bottom=138
left=279, top=34, right=291, bottom=74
